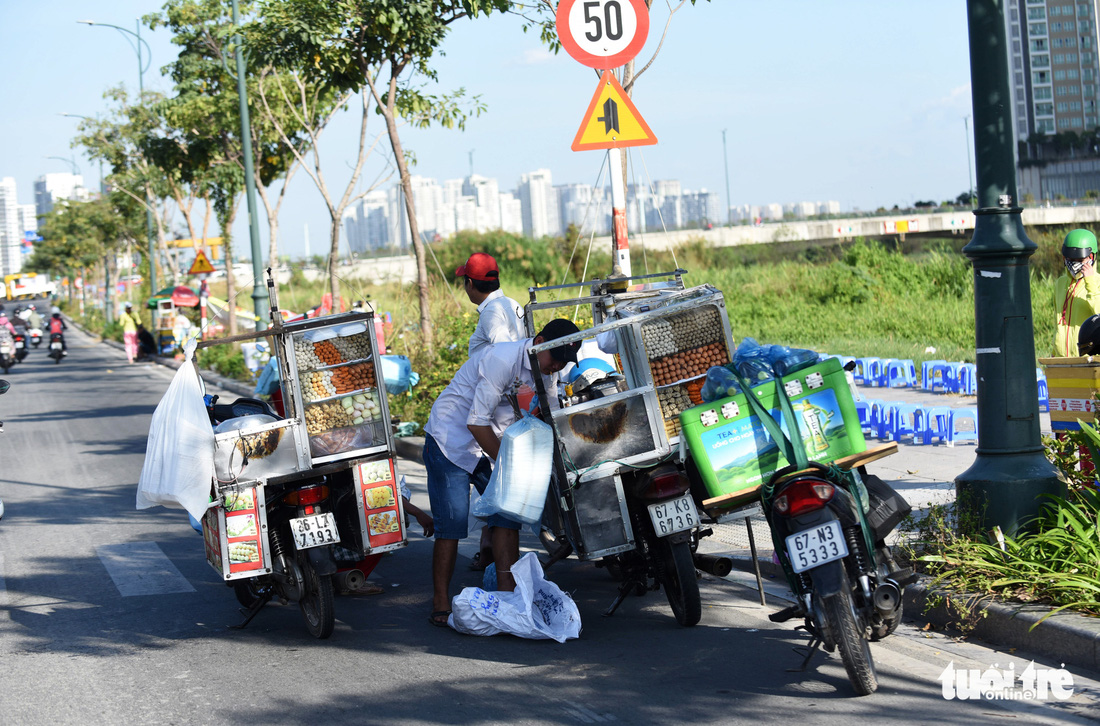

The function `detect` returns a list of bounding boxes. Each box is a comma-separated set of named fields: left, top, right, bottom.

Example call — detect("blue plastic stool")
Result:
left=882, top=359, right=916, bottom=388
left=857, top=357, right=883, bottom=387
left=867, top=399, right=888, bottom=439
left=855, top=400, right=873, bottom=435
left=890, top=402, right=921, bottom=444
left=919, top=406, right=953, bottom=445
left=948, top=407, right=978, bottom=446
left=930, top=363, right=961, bottom=394
left=921, top=359, right=947, bottom=391
left=956, top=363, right=978, bottom=395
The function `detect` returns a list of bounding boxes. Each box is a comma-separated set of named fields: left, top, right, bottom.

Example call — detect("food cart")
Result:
left=195, top=277, right=407, bottom=610
left=521, top=270, right=738, bottom=625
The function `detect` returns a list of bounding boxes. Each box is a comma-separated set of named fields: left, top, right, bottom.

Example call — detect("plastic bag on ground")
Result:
left=136, top=340, right=216, bottom=522
left=449, top=552, right=582, bottom=642
left=471, top=413, right=554, bottom=524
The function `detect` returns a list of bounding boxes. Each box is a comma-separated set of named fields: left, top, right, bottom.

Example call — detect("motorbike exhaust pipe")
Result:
left=693, top=553, right=733, bottom=578
left=872, top=581, right=903, bottom=618
left=336, top=568, right=366, bottom=593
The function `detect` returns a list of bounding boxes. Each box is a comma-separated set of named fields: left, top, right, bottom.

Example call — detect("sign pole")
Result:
left=608, top=146, right=631, bottom=279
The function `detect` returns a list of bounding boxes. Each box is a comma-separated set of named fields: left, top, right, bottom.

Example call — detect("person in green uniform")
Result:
left=1054, top=229, right=1100, bottom=356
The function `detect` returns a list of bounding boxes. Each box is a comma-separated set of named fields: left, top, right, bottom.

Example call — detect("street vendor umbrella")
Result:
left=146, top=285, right=200, bottom=309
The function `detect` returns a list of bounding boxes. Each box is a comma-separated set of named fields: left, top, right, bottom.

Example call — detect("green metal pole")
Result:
left=956, top=0, right=1065, bottom=536
left=138, top=21, right=158, bottom=337
left=231, top=0, right=270, bottom=330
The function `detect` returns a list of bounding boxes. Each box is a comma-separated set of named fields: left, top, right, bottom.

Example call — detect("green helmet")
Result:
left=1062, top=229, right=1098, bottom=260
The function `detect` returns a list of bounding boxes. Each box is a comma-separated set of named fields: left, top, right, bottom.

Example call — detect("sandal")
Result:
left=428, top=610, right=452, bottom=627
left=468, top=550, right=494, bottom=572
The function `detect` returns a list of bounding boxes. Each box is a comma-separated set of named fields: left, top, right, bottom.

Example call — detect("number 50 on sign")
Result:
left=556, top=0, right=650, bottom=69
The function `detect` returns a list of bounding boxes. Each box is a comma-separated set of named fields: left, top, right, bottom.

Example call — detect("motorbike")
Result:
left=207, top=396, right=371, bottom=639
left=738, top=371, right=913, bottom=696
left=47, top=333, right=64, bottom=364
left=28, top=328, right=41, bottom=348
left=0, top=337, right=13, bottom=374
left=0, top=378, right=7, bottom=520
left=535, top=369, right=707, bottom=627
left=12, top=331, right=27, bottom=363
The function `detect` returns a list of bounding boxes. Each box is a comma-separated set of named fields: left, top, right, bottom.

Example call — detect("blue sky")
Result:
left=0, top=1, right=974, bottom=261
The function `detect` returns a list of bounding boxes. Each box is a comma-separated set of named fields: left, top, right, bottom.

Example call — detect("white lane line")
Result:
left=96, top=542, right=195, bottom=597
left=0, top=552, right=6, bottom=605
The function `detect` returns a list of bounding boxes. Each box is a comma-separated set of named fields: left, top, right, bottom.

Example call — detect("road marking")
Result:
left=0, top=552, right=6, bottom=605
left=561, top=705, right=615, bottom=723
left=96, top=542, right=195, bottom=597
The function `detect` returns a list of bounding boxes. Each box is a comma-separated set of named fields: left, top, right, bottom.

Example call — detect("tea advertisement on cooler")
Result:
left=355, top=459, right=405, bottom=551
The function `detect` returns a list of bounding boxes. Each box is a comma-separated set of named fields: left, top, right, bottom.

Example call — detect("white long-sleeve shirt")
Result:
left=468, top=289, right=524, bottom=356
left=425, top=338, right=559, bottom=473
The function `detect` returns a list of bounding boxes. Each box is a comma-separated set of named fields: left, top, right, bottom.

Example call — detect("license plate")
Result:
left=0, top=346, right=9, bottom=355
left=14, top=342, right=23, bottom=349
left=50, top=342, right=62, bottom=350
left=648, top=494, right=699, bottom=536
left=785, top=520, right=849, bottom=573
left=289, top=513, right=339, bottom=550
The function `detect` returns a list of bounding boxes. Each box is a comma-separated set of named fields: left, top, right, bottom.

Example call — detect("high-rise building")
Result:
left=518, top=169, right=560, bottom=239
left=0, top=178, right=20, bottom=276
left=34, top=172, right=88, bottom=218
left=17, top=204, right=36, bottom=236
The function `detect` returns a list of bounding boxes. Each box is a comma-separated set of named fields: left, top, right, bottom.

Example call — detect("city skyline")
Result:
left=1, top=2, right=976, bottom=263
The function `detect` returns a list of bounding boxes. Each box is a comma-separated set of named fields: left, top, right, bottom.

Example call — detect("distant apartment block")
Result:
left=34, top=172, right=88, bottom=218
left=0, top=177, right=20, bottom=276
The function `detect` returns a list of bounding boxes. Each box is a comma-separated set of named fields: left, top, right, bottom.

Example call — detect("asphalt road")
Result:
left=0, top=325, right=1097, bottom=725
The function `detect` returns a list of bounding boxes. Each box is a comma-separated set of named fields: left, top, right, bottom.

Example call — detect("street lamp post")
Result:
left=46, top=156, right=80, bottom=176
left=230, top=0, right=270, bottom=331
left=957, top=0, right=1065, bottom=536
left=964, top=114, right=976, bottom=207
left=79, top=19, right=156, bottom=333
left=722, top=129, right=732, bottom=227
left=60, top=113, right=104, bottom=194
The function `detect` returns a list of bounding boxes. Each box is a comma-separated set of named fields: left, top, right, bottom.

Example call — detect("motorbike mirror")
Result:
left=0, top=380, right=8, bottom=395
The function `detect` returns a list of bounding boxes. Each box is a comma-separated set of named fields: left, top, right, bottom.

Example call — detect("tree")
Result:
left=252, top=0, right=513, bottom=350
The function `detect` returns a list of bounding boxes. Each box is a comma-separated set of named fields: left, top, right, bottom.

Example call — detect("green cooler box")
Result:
left=680, top=359, right=866, bottom=500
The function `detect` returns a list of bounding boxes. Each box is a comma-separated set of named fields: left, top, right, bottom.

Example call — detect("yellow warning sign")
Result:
left=571, top=70, right=657, bottom=152
left=188, top=249, right=216, bottom=276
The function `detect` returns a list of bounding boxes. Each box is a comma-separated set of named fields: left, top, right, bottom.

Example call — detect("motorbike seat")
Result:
left=211, top=397, right=281, bottom=423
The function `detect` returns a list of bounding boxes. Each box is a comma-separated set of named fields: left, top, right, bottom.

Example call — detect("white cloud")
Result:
left=519, top=47, right=556, bottom=65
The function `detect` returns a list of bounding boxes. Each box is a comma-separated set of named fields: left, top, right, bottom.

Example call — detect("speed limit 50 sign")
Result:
left=556, top=0, right=650, bottom=69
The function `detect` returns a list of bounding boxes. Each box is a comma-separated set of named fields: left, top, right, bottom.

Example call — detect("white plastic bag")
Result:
left=470, top=414, right=554, bottom=524
left=136, top=341, right=216, bottom=522
left=449, top=552, right=581, bottom=642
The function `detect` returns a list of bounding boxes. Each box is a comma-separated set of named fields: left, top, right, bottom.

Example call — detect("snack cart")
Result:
left=522, top=271, right=738, bottom=625
left=195, top=277, right=406, bottom=636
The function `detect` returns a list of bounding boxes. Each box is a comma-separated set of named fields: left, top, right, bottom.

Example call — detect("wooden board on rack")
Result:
left=702, top=485, right=762, bottom=515
left=833, top=442, right=898, bottom=470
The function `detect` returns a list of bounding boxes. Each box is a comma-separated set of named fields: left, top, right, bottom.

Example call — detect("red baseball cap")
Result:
left=455, top=253, right=499, bottom=282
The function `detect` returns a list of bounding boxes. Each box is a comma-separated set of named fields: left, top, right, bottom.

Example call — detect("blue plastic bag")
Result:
left=701, top=365, right=741, bottom=403
left=380, top=354, right=420, bottom=394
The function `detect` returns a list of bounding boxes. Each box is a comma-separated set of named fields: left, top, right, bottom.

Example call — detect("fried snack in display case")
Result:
left=638, top=304, right=730, bottom=440
left=281, top=313, right=392, bottom=464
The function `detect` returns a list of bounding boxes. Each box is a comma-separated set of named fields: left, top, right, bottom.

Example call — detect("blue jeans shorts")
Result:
left=423, top=433, right=520, bottom=540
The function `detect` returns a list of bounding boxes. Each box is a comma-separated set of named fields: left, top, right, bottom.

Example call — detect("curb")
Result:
left=728, top=554, right=1100, bottom=673
left=395, top=435, right=425, bottom=464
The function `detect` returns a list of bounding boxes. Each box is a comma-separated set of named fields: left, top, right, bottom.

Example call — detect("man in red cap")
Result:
left=456, top=252, right=524, bottom=356
left=456, top=252, right=525, bottom=573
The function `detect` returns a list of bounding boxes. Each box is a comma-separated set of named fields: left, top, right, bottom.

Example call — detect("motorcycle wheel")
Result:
left=657, top=539, right=702, bottom=627
left=821, top=583, right=878, bottom=695
left=299, top=559, right=335, bottom=639
left=234, top=579, right=273, bottom=609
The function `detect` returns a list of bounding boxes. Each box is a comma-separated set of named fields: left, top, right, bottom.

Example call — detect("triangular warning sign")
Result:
left=188, top=249, right=216, bottom=275
left=571, top=71, right=657, bottom=152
